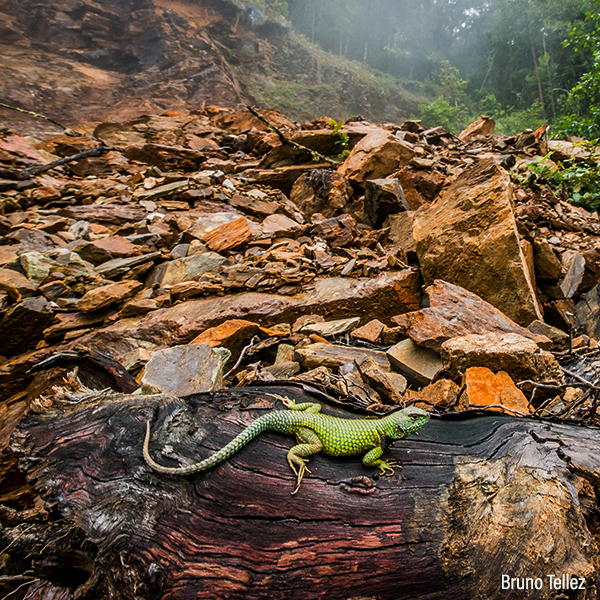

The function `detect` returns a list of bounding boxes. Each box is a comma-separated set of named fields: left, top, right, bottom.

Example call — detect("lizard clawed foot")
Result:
left=288, top=456, right=311, bottom=495
left=378, top=460, right=400, bottom=477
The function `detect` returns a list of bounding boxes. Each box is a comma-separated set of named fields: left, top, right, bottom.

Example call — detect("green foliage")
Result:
left=560, top=0, right=600, bottom=139
left=417, top=97, right=462, bottom=132
left=327, top=119, right=351, bottom=158
left=249, top=0, right=288, bottom=18
left=526, top=149, right=600, bottom=210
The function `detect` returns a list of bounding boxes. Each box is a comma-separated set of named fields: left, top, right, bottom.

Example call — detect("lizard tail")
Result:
left=143, top=416, right=271, bottom=476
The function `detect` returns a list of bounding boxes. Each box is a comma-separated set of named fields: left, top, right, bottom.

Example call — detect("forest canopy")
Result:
left=249, top=0, right=600, bottom=138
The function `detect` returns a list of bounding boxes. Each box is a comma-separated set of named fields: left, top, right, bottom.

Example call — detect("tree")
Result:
left=562, top=0, right=600, bottom=139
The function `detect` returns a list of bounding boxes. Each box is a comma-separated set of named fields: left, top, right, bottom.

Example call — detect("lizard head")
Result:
left=388, top=405, right=430, bottom=439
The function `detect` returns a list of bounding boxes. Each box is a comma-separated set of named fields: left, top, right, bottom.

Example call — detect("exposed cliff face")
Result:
left=0, top=0, right=253, bottom=134
left=0, top=0, right=424, bottom=136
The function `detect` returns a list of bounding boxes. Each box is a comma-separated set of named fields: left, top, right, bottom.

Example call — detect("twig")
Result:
left=246, top=105, right=339, bottom=166
left=467, top=404, right=530, bottom=417
left=0, top=100, right=81, bottom=136
left=517, top=379, right=578, bottom=390
left=224, top=336, right=260, bottom=379
left=560, top=367, right=600, bottom=391
left=0, top=579, right=37, bottom=600
left=18, top=144, right=123, bottom=179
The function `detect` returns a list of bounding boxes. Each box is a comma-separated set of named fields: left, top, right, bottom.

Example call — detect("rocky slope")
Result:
left=0, top=0, right=424, bottom=138
left=2, top=102, right=600, bottom=597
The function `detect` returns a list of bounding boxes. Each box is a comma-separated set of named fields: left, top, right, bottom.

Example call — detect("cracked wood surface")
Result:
left=4, top=386, right=600, bottom=600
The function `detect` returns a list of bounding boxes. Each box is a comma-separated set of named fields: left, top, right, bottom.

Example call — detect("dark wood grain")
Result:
left=3, top=387, right=600, bottom=600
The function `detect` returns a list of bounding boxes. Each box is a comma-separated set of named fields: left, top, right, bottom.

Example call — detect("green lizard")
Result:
left=143, top=397, right=430, bottom=494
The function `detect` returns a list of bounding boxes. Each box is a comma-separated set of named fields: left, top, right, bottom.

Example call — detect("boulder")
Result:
left=78, top=280, right=143, bottom=313
left=533, top=238, right=562, bottom=281
left=363, top=178, right=409, bottom=226
left=462, top=367, right=530, bottom=414
left=202, top=217, right=254, bottom=253
left=0, top=296, right=54, bottom=356
left=295, top=343, right=390, bottom=371
left=300, top=317, right=361, bottom=337
left=403, top=378, right=463, bottom=411
left=393, top=167, right=447, bottom=209
left=354, top=355, right=407, bottom=404
left=441, top=332, right=564, bottom=389
left=145, top=252, right=226, bottom=288
left=575, top=283, right=600, bottom=339
left=391, top=280, right=549, bottom=352
left=338, top=130, right=416, bottom=184
left=140, top=344, right=231, bottom=395
left=413, top=160, right=542, bottom=325
left=386, top=338, right=443, bottom=386
left=0, top=267, right=37, bottom=298
left=289, top=169, right=353, bottom=220
left=458, top=116, right=495, bottom=141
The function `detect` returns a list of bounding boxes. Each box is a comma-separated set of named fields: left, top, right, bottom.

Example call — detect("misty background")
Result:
left=247, top=0, right=599, bottom=135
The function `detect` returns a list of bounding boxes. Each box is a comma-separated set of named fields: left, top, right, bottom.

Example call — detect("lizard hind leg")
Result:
left=287, top=427, right=323, bottom=495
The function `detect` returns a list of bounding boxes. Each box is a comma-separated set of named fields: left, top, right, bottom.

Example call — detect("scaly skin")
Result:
left=143, top=397, right=430, bottom=494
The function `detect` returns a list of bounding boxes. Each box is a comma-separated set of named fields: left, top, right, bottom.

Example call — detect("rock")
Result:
left=310, top=215, right=357, bottom=248
left=0, top=267, right=37, bottom=299
left=363, top=178, right=409, bottom=226
left=350, top=319, right=386, bottom=344
left=384, top=212, right=417, bottom=258
left=266, top=361, right=301, bottom=379
left=202, top=217, right=254, bottom=253
left=574, top=283, right=600, bottom=339
left=338, top=130, right=417, bottom=184
left=458, top=116, right=495, bottom=141
left=533, top=238, right=562, bottom=281
left=140, top=344, right=230, bottom=395
left=354, top=355, right=407, bottom=404
left=386, top=338, right=443, bottom=386
left=295, top=343, right=391, bottom=371
left=134, top=270, right=421, bottom=346
left=339, top=361, right=381, bottom=405
left=527, top=320, right=570, bottom=351
left=95, top=253, right=162, bottom=279
left=261, top=214, right=302, bottom=237
left=403, top=379, right=463, bottom=411
left=300, top=317, right=361, bottom=337
left=18, top=252, right=56, bottom=287
left=125, top=144, right=206, bottom=172
left=393, top=167, right=447, bottom=209
left=462, top=367, right=530, bottom=414
left=190, top=319, right=282, bottom=352
left=289, top=170, right=353, bottom=220
left=0, top=296, right=54, bottom=356
left=146, top=252, right=226, bottom=288
left=413, top=160, right=542, bottom=325
left=59, top=205, right=147, bottom=227
left=120, top=298, right=160, bottom=318
left=43, top=309, right=114, bottom=339
left=441, top=332, right=564, bottom=389
left=393, top=280, right=549, bottom=352
left=560, top=252, right=586, bottom=299
left=89, top=236, right=142, bottom=260
left=78, top=280, right=144, bottom=313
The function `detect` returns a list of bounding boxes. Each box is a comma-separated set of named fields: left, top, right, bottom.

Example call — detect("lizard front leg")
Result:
left=362, top=446, right=400, bottom=476
left=287, top=427, right=323, bottom=495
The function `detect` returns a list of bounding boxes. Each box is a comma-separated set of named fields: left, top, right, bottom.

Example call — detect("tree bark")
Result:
left=2, top=386, right=600, bottom=599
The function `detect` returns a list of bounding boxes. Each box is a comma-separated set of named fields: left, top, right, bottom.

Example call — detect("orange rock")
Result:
left=458, top=115, right=495, bottom=141
left=403, top=378, right=463, bottom=411
left=190, top=319, right=283, bottom=349
left=78, top=280, right=143, bottom=313
left=202, top=217, right=253, bottom=253
left=463, top=366, right=530, bottom=414
left=91, top=236, right=142, bottom=258
left=350, top=319, right=386, bottom=344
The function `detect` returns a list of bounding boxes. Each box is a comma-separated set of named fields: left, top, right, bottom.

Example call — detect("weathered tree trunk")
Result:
left=3, top=386, right=600, bottom=600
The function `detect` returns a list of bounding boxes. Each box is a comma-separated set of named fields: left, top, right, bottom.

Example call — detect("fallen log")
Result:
left=2, top=386, right=600, bottom=599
